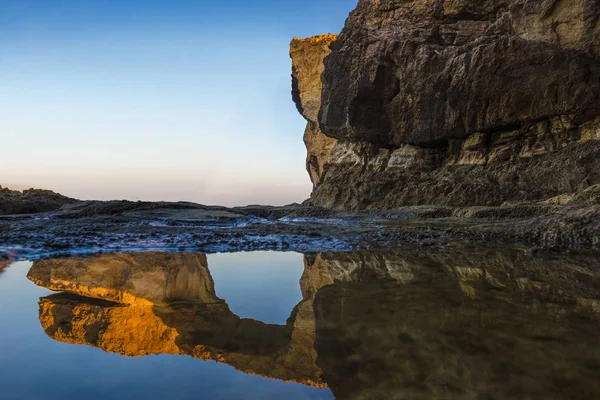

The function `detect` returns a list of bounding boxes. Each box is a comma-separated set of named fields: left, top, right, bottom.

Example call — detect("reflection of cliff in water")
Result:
left=29, top=253, right=324, bottom=387
left=29, top=248, right=600, bottom=398
left=0, top=260, right=12, bottom=276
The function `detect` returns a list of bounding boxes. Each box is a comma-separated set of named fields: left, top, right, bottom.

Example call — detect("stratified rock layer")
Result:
left=293, top=0, right=600, bottom=209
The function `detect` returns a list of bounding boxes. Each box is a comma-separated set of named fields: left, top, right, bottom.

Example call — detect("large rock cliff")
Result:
left=292, top=0, right=600, bottom=210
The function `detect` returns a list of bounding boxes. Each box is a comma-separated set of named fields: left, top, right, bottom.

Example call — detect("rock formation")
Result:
left=29, top=248, right=600, bottom=398
left=0, top=186, right=76, bottom=215
left=292, top=0, right=600, bottom=209
left=291, top=34, right=339, bottom=188
left=0, top=260, right=11, bottom=275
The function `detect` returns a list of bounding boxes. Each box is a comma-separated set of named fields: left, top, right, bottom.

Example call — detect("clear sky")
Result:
left=0, top=0, right=356, bottom=206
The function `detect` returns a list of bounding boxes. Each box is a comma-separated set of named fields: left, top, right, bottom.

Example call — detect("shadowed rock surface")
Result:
left=293, top=0, right=600, bottom=209
left=30, top=248, right=600, bottom=398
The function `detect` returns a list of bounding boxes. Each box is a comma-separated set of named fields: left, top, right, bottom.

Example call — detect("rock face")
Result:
left=0, top=186, right=76, bottom=215
left=291, top=35, right=339, bottom=188
left=292, top=0, right=600, bottom=209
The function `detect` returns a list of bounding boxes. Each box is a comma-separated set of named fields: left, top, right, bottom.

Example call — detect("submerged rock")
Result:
left=293, top=0, right=600, bottom=209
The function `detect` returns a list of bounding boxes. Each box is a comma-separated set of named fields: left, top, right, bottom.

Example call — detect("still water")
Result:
left=1, top=248, right=600, bottom=399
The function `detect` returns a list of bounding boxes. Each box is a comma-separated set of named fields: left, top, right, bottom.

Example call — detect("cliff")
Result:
left=292, top=0, right=600, bottom=210
left=28, top=253, right=219, bottom=305
left=290, top=35, right=339, bottom=188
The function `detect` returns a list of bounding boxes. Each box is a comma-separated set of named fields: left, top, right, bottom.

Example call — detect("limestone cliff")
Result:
left=292, top=0, right=600, bottom=209
left=290, top=35, right=338, bottom=188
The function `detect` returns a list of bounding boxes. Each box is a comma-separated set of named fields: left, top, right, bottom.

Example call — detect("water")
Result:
left=1, top=247, right=600, bottom=399
left=209, top=252, right=305, bottom=324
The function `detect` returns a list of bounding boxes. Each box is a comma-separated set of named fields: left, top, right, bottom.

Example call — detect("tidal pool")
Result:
left=1, top=248, right=600, bottom=399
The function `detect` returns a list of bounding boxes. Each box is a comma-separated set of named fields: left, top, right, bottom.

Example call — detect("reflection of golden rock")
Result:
left=31, top=253, right=326, bottom=388
left=39, top=295, right=181, bottom=356
left=30, top=249, right=600, bottom=398
left=0, top=260, right=12, bottom=274
left=39, top=294, right=326, bottom=387
left=28, top=253, right=219, bottom=305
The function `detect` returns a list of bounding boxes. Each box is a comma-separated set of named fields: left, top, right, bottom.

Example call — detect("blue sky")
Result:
left=0, top=0, right=356, bottom=205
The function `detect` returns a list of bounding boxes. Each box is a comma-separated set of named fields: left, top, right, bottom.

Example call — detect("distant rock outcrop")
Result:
left=292, top=0, right=600, bottom=209
left=0, top=186, right=76, bottom=215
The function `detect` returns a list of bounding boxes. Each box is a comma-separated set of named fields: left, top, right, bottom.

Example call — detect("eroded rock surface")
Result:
left=293, top=0, right=600, bottom=209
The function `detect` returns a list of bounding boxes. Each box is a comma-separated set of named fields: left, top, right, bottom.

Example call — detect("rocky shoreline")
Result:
left=0, top=198, right=598, bottom=260
left=0, top=186, right=76, bottom=215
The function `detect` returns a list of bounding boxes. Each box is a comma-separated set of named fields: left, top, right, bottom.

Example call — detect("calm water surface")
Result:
left=1, top=248, right=600, bottom=399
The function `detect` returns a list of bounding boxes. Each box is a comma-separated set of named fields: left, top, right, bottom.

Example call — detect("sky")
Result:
left=0, top=0, right=356, bottom=206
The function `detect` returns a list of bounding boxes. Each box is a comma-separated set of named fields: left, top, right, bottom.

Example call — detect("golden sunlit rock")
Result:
left=290, top=34, right=338, bottom=189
